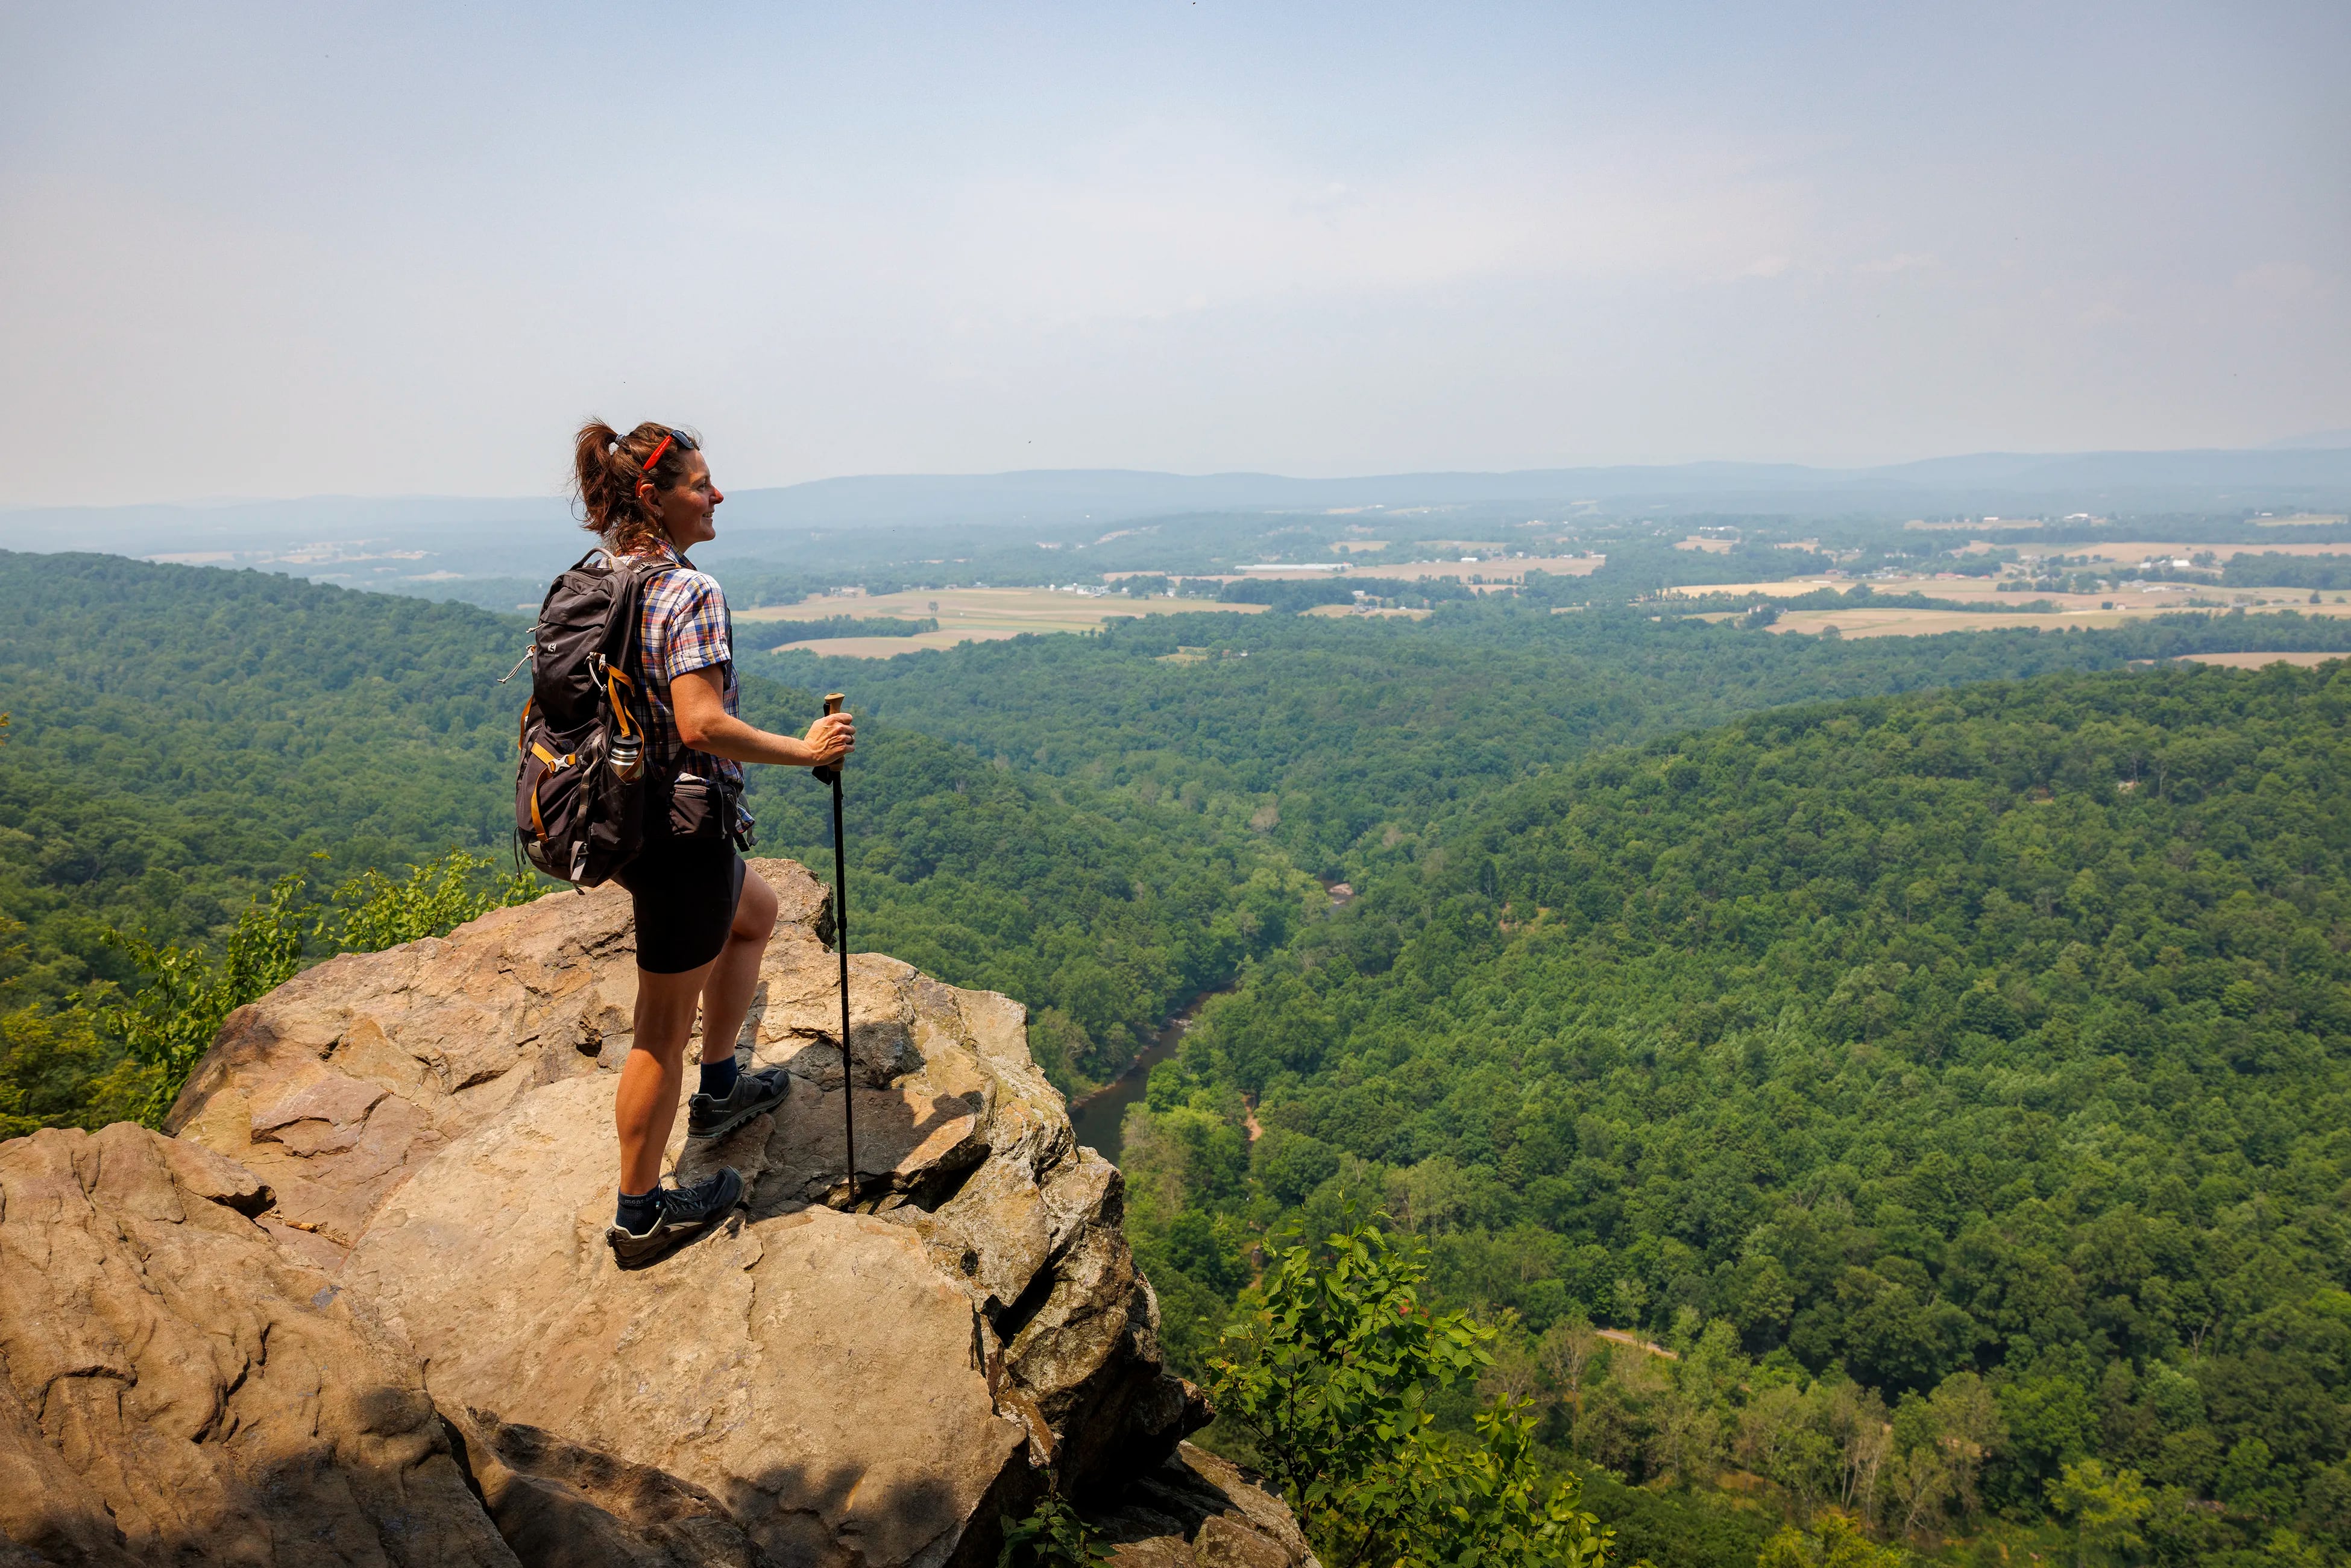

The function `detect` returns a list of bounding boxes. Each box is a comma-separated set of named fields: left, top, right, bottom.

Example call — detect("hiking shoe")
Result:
left=687, top=1064, right=791, bottom=1142
left=605, top=1166, right=744, bottom=1269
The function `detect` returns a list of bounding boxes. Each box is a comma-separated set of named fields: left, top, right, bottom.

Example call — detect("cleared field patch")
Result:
left=1686, top=570, right=2340, bottom=611
left=1681, top=578, right=1852, bottom=599
left=739, top=586, right=1264, bottom=658
left=1301, top=603, right=1432, bottom=620
left=1115, top=555, right=1606, bottom=587
left=2176, top=650, right=2351, bottom=669
left=2057, top=540, right=2351, bottom=564
left=1767, top=600, right=2351, bottom=638
left=1893, top=539, right=2351, bottom=582
left=1772, top=607, right=2127, bottom=637
left=1380, top=554, right=1604, bottom=581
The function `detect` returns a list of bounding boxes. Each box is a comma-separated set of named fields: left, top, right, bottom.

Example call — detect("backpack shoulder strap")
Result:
left=600, top=554, right=667, bottom=714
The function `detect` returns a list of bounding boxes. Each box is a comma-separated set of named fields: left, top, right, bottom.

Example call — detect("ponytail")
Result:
left=573, top=419, right=701, bottom=552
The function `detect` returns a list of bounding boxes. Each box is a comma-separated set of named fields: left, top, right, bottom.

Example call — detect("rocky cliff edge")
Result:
left=0, top=860, right=1314, bottom=1568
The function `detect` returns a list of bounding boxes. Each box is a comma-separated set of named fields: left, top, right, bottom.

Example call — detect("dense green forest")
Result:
left=766, top=602, right=2351, bottom=875
left=0, top=554, right=526, bottom=981
left=27, top=547, right=2340, bottom=1105
left=1119, top=664, right=2351, bottom=1564
left=13, top=549, right=2351, bottom=1561
left=732, top=612, right=938, bottom=650
left=0, top=553, right=1306, bottom=1119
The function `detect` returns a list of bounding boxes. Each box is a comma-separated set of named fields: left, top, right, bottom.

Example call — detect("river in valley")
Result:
left=1068, top=995, right=1215, bottom=1163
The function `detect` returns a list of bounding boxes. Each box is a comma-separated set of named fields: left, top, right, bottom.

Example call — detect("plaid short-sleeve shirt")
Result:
left=609, top=542, right=745, bottom=796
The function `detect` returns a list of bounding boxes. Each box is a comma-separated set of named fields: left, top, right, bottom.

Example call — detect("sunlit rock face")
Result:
left=58, top=857, right=1277, bottom=1567
left=0, top=1122, right=518, bottom=1567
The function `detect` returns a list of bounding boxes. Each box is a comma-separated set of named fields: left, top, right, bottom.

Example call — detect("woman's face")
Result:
left=644, top=452, right=723, bottom=550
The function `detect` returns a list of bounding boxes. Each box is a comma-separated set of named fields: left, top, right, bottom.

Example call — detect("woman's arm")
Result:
left=670, top=667, right=853, bottom=768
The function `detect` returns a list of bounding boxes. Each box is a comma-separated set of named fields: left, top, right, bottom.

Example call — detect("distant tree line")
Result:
left=732, top=614, right=938, bottom=651
left=1216, top=576, right=1482, bottom=612
left=2222, top=554, right=2351, bottom=591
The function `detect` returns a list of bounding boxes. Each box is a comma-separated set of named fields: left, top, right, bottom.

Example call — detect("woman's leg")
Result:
left=696, top=866, right=779, bottom=1071
left=614, top=960, right=716, bottom=1194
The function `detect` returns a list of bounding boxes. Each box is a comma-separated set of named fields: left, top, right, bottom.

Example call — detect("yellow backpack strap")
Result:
left=604, top=667, right=638, bottom=738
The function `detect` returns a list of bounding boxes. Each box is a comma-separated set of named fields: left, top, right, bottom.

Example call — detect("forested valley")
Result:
left=1118, top=665, right=2351, bottom=1565
left=8, top=547, right=2351, bottom=1563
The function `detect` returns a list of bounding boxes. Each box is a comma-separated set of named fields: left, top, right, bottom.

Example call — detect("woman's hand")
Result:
left=805, top=710, right=854, bottom=766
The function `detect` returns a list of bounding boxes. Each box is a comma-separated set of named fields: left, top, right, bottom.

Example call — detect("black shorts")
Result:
left=615, top=827, right=745, bottom=974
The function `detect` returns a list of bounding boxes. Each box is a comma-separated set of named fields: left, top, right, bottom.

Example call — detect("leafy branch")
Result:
left=101, top=850, right=542, bottom=1127
left=1208, top=1217, right=1616, bottom=1567
left=997, top=1475, right=1109, bottom=1567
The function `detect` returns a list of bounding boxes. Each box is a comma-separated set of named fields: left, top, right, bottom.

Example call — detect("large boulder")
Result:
left=0, top=1122, right=517, bottom=1566
left=339, top=1071, right=1032, bottom=1566
left=163, top=860, right=1213, bottom=1566
left=164, top=868, right=835, bottom=1264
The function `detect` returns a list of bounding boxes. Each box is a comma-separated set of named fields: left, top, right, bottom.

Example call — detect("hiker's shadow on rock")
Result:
left=448, top=1408, right=1012, bottom=1568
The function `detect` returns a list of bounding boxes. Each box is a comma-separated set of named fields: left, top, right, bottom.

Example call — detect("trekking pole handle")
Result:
left=813, top=693, right=846, bottom=784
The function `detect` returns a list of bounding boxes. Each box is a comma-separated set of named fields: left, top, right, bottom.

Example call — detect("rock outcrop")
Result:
left=0, top=1122, right=517, bottom=1566
left=0, top=857, right=1312, bottom=1567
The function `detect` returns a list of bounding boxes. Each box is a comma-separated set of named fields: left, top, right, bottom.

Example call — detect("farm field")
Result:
left=1673, top=564, right=2351, bottom=641
left=1109, top=554, right=1606, bottom=586
left=2176, top=649, right=2351, bottom=669
left=2062, top=537, right=2350, bottom=561
left=735, top=585, right=1265, bottom=657
left=1762, top=599, right=2351, bottom=637
left=1690, top=573, right=2341, bottom=606
left=1377, top=553, right=1604, bottom=581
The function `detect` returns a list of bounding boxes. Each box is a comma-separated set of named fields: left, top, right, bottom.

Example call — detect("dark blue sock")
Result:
left=699, top=1056, right=740, bottom=1100
left=616, top=1188, right=661, bottom=1233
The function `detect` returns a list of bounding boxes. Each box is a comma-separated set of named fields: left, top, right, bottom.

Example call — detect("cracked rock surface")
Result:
left=149, top=859, right=1221, bottom=1566
left=163, top=868, right=834, bottom=1262
left=0, top=1122, right=517, bottom=1566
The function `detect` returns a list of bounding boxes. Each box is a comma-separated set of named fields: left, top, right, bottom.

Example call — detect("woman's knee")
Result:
left=732, top=866, right=778, bottom=942
left=632, top=965, right=708, bottom=1050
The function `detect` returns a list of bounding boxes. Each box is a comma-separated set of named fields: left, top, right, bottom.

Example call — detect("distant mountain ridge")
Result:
left=9, top=445, right=2347, bottom=560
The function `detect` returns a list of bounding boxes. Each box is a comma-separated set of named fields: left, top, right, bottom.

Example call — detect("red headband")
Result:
left=637, top=433, right=676, bottom=485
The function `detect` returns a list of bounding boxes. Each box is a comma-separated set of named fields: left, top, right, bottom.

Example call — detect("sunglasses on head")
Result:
left=638, top=427, right=699, bottom=476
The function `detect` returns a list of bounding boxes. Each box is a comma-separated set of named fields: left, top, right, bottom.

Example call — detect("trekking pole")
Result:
left=812, top=694, right=855, bottom=1206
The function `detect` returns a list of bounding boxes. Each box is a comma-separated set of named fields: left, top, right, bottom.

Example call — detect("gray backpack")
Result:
left=513, top=550, right=655, bottom=886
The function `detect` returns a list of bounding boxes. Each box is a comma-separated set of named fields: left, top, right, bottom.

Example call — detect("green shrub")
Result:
left=98, top=850, right=541, bottom=1127
left=1208, top=1218, right=1616, bottom=1566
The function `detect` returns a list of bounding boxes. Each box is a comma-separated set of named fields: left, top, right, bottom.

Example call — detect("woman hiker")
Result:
left=573, top=420, right=855, bottom=1266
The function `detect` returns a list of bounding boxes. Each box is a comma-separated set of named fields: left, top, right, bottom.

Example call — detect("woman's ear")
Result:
left=635, top=480, right=657, bottom=506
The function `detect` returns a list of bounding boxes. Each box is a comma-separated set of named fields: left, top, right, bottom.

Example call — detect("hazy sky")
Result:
left=5, top=2, right=2346, bottom=505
